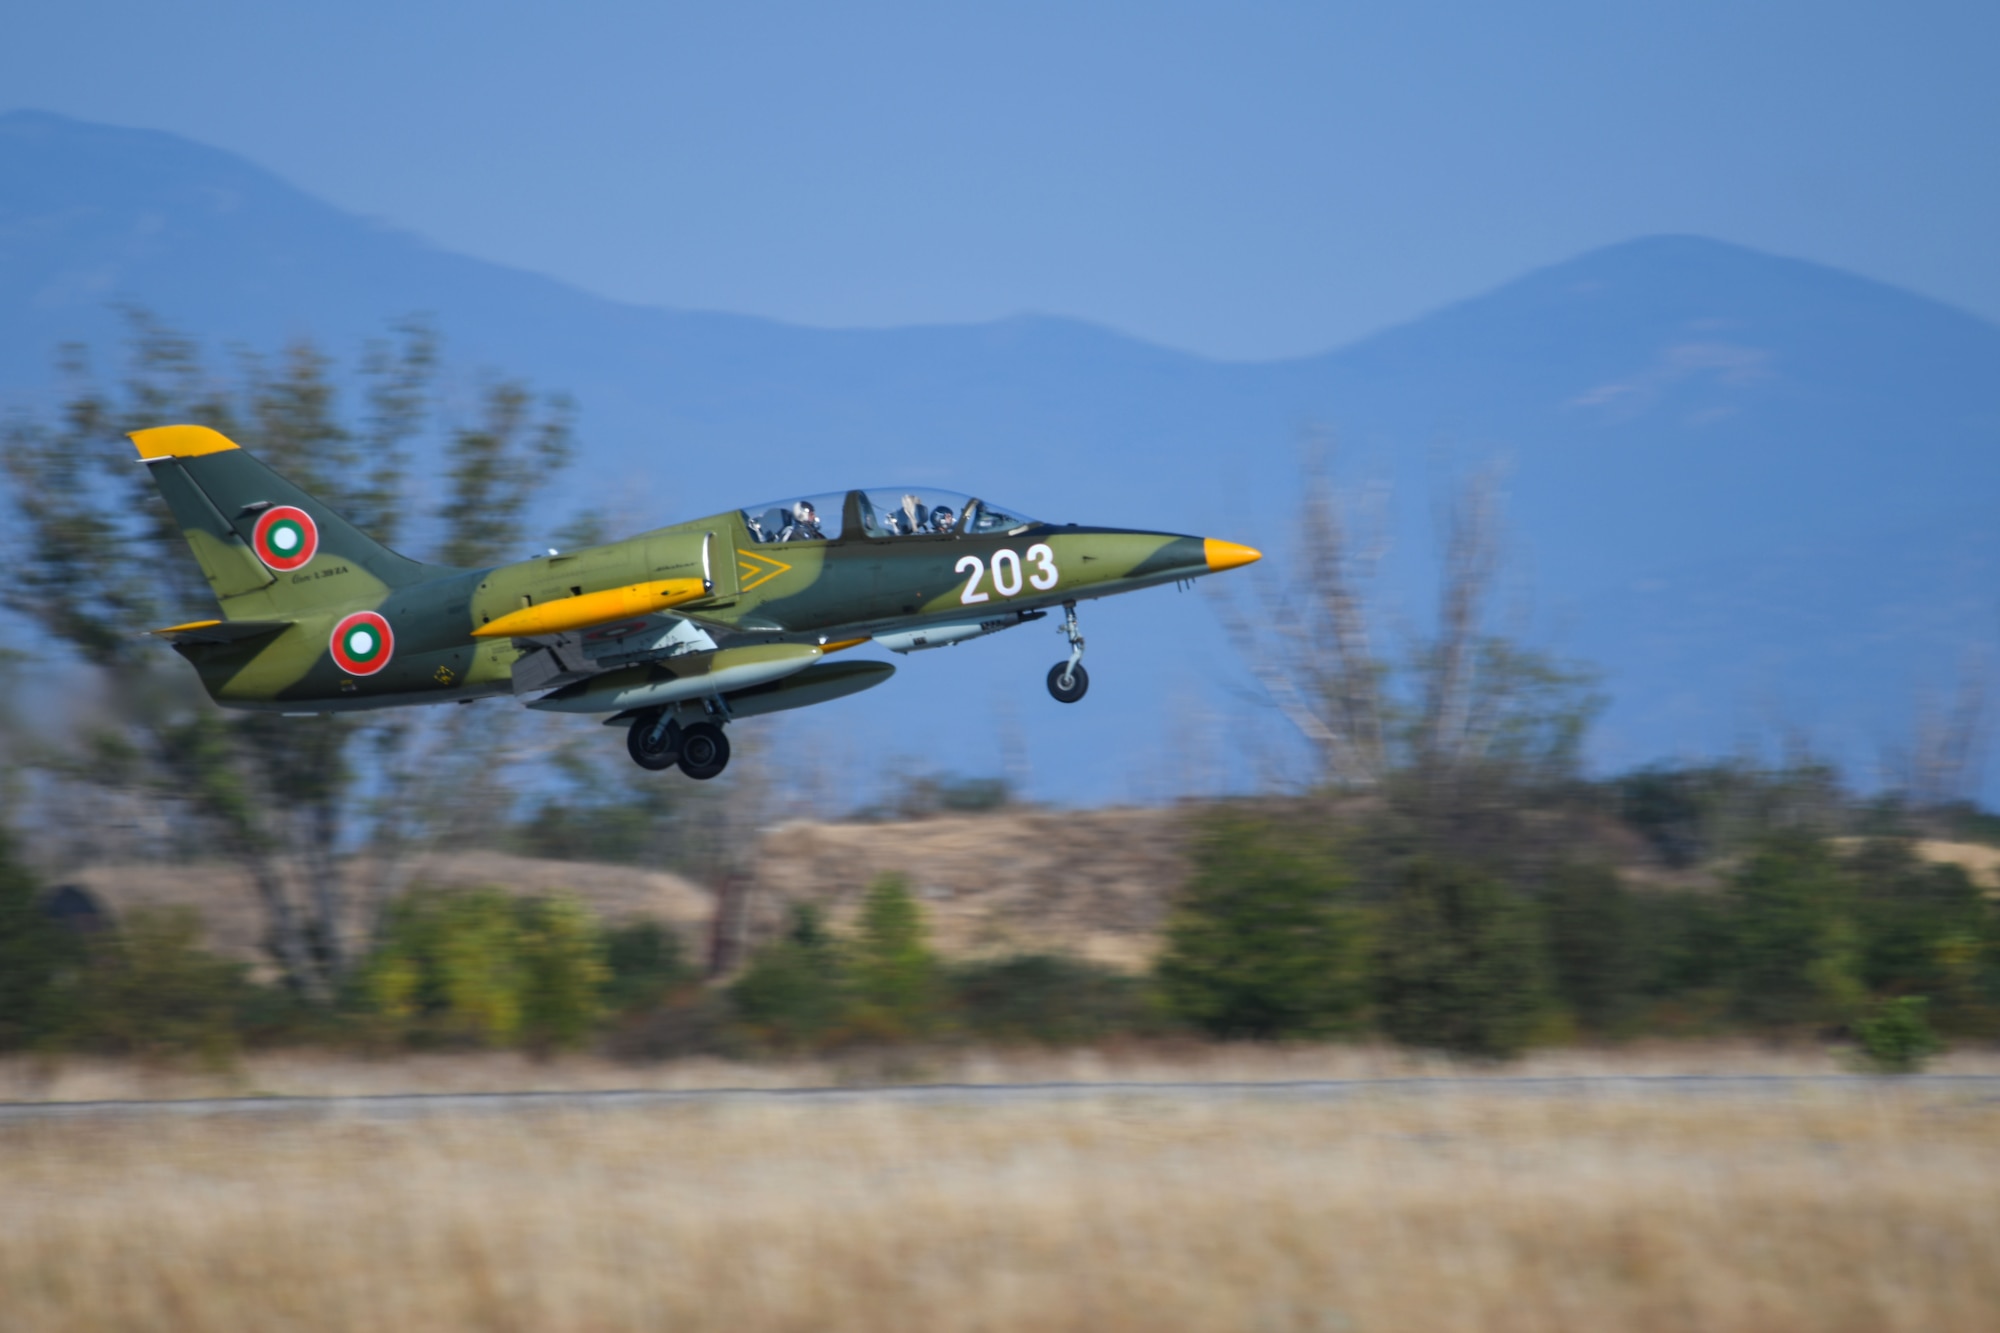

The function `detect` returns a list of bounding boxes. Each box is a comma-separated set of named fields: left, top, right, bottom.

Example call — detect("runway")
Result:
left=3, top=1074, right=1997, bottom=1122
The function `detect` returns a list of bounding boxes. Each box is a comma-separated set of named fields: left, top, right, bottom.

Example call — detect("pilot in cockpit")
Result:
left=896, top=493, right=929, bottom=535
left=780, top=500, right=826, bottom=541
left=931, top=505, right=957, bottom=534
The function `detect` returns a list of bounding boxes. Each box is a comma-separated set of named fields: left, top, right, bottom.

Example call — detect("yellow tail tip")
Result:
left=129, top=425, right=241, bottom=460
left=1203, top=538, right=1263, bottom=573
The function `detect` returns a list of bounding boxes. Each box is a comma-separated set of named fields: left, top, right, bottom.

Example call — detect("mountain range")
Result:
left=5, top=108, right=1998, bottom=802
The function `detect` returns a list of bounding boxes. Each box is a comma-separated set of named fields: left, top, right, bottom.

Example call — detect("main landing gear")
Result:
left=1046, top=600, right=1089, bottom=704
left=626, top=711, right=732, bottom=779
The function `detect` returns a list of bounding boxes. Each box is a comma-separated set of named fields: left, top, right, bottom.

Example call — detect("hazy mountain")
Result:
left=5, top=109, right=1998, bottom=800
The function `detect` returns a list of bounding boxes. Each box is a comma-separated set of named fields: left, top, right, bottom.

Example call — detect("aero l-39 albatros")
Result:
left=134, top=425, right=1261, bottom=779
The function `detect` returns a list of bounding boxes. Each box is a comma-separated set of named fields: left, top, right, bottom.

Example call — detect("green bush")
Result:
left=1854, top=995, right=1943, bottom=1073
left=0, top=832, right=78, bottom=1050
left=1541, top=863, right=1640, bottom=1034
left=849, top=876, right=942, bottom=1040
left=950, top=954, right=1157, bottom=1045
left=730, top=904, right=850, bottom=1048
left=602, top=920, right=693, bottom=1013
left=1727, top=834, right=1860, bottom=1029
left=1156, top=813, right=1365, bottom=1039
left=360, top=888, right=607, bottom=1049
left=1375, top=858, right=1549, bottom=1059
left=1846, top=840, right=1989, bottom=1017
left=71, top=907, right=253, bottom=1062
left=516, top=894, right=609, bottom=1049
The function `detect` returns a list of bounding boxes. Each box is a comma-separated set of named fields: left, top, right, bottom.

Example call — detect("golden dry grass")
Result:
left=5, top=1084, right=1997, bottom=1331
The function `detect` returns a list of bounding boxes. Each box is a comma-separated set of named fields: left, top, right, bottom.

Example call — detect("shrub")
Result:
left=516, top=894, right=609, bottom=1050
left=72, top=907, right=252, bottom=1062
left=950, top=954, right=1157, bottom=1045
left=1727, top=834, right=1860, bottom=1029
left=1156, top=813, right=1366, bottom=1039
left=1375, top=858, right=1549, bottom=1059
left=360, top=888, right=608, bottom=1049
left=1845, top=839, right=1989, bottom=1022
left=1854, top=995, right=1943, bottom=1073
left=848, top=876, right=942, bottom=1040
left=1541, top=862, right=1639, bottom=1034
left=730, top=904, right=849, bottom=1048
left=602, top=920, right=693, bottom=1014
left=0, top=832, right=77, bottom=1049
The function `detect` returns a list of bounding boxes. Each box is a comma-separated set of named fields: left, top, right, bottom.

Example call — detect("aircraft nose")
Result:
left=1203, top=538, right=1263, bottom=572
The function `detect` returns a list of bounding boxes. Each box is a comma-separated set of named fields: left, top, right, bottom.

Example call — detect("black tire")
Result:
left=627, top=713, right=682, bottom=770
left=677, top=721, right=732, bottom=780
left=1046, top=661, right=1089, bottom=703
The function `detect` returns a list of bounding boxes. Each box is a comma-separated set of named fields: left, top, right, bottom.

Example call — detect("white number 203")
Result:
left=957, top=543, right=1059, bottom=605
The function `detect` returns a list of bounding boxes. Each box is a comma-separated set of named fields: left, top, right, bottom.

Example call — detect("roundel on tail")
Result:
left=329, top=611, right=394, bottom=676
left=252, top=506, right=319, bottom=572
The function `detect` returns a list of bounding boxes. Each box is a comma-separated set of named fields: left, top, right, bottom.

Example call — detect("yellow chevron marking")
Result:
left=736, top=548, right=793, bottom=592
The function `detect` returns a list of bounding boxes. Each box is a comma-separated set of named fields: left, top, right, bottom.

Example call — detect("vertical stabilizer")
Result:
left=130, top=424, right=452, bottom=620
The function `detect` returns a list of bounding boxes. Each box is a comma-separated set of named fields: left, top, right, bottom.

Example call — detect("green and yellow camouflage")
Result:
left=134, top=425, right=1260, bottom=779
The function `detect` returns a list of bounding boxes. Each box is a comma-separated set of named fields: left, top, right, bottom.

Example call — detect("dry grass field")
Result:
left=5, top=1076, right=1998, bottom=1331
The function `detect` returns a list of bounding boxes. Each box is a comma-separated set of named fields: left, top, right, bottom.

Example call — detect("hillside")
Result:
left=63, top=808, right=1192, bottom=975
left=6, top=110, right=2000, bottom=800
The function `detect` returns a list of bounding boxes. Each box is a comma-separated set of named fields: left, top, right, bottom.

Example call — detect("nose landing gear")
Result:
left=1046, top=601, right=1089, bottom=703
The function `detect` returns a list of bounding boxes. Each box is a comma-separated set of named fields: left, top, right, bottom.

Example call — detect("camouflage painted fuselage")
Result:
left=134, top=425, right=1256, bottom=721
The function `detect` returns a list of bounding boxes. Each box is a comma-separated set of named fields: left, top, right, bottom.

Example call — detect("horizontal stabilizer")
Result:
left=148, top=619, right=291, bottom=645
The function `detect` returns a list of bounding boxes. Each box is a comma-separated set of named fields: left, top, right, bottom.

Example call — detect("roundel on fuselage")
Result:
left=252, top=506, right=319, bottom=572
left=329, top=610, right=393, bottom=677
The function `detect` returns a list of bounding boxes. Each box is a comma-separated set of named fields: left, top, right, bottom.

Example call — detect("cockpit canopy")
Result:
left=740, top=488, right=1041, bottom=543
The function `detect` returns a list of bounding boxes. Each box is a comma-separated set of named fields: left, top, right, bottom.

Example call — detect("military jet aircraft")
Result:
left=133, top=425, right=1261, bottom=779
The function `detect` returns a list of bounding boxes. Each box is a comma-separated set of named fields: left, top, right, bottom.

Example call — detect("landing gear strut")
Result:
left=627, top=711, right=681, bottom=770
left=1046, top=601, right=1089, bottom=703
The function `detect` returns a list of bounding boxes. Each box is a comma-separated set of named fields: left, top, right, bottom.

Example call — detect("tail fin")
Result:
left=130, top=424, right=447, bottom=619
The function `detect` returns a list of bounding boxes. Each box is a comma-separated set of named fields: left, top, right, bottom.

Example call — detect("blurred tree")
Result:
left=848, top=876, right=941, bottom=1039
left=949, top=954, right=1155, bottom=1045
left=1541, top=862, right=1640, bottom=1034
left=1726, top=834, right=1860, bottom=1029
left=1841, top=838, right=1999, bottom=1034
left=361, top=887, right=606, bottom=1049
left=601, top=919, right=694, bottom=1013
left=70, top=906, right=251, bottom=1062
left=730, top=903, right=849, bottom=1048
left=1156, top=812, right=1365, bottom=1039
left=0, top=830, right=77, bottom=1049
left=1, top=312, right=577, bottom=1000
left=437, top=380, right=574, bottom=568
left=1375, top=858, right=1549, bottom=1058
left=516, top=894, right=609, bottom=1051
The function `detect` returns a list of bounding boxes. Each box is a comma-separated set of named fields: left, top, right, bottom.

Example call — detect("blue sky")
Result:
left=6, top=1, right=1998, bottom=359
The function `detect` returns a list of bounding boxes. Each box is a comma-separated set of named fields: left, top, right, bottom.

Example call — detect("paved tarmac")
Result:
left=2, top=1074, right=1997, bottom=1122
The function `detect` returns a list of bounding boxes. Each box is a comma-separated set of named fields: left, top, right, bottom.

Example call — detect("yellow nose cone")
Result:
left=1203, top=537, right=1263, bottom=572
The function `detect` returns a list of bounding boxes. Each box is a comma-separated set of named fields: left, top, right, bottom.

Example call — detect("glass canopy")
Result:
left=740, top=488, right=1041, bottom=543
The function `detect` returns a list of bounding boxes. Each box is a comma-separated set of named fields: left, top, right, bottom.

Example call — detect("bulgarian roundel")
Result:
left=329, top=611, right=394, bottom=677
left=252, top=506, right=319, bottom=572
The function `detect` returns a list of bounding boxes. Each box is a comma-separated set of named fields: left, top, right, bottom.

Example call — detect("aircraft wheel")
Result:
left=677, top=722, right=731, bottom=780
left=1046, top=661, right=1089, bottom=704
left=627, top=713, right=682, bottom=770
